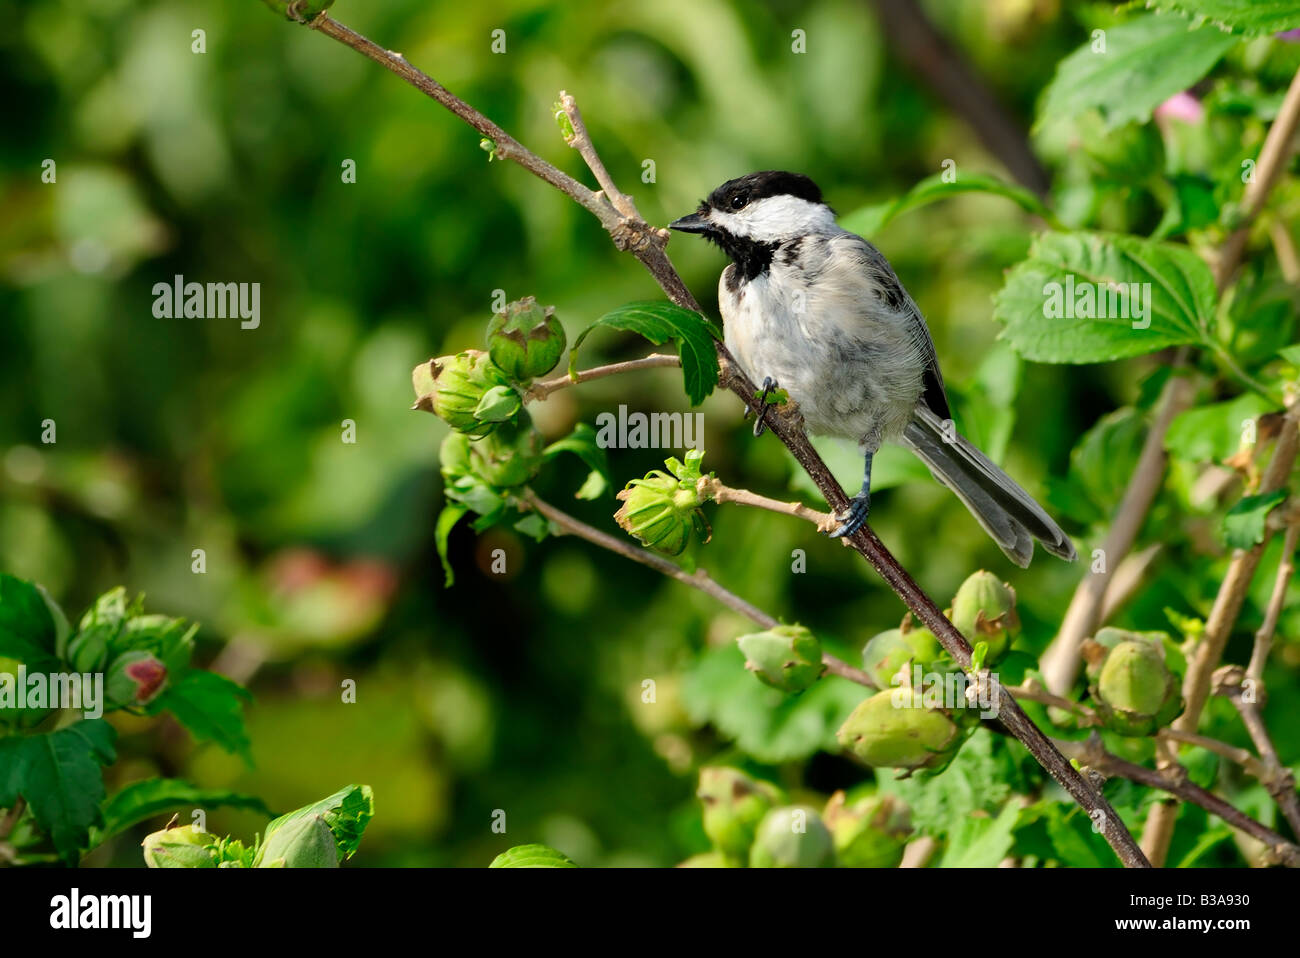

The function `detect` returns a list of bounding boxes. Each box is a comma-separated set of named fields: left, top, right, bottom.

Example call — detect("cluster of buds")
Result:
left=1084, top=628, right=1184, bottom=736
left=736, top=623, right=825, bottom=693
left=64, top=589, right=195, bottom=710
left=613, top=451, right=710, bottom=556
left=822, top=790, right=912, bottom=868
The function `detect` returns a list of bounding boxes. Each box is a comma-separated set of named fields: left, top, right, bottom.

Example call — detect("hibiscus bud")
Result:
left=837, top=690, right=963, bottom=772
left=748, top=806, right=834, bottom=868
left=486, top=296, right=566, bottom=381
left=256, top=815, right=340, bottom=868
left=949, top=571, right=1019, bottom=665
left=861, top=627, right=940, bottom=689
left=1086, top=629, right=1183, bottom=736
left=823, top=791, right=912, bottom=868
left=697, top=767, right=779, bottom=861
left=413, top=351, right=513, bottom=437
left=66, top=629, right=109, bottom=674
left=142, top=824, right=218, bottom=868
left=105, top=651, right=167, bottom=708
left=736, top=623, right=825, bottom=693
left=614, top=475, right=705, bottom=557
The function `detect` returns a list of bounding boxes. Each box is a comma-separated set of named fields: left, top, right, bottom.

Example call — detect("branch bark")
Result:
left=299, top=9, right=1149, bottom=867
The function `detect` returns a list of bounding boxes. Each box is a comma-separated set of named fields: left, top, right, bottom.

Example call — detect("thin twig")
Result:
left=1059, top=737, right=1300, bottom=867
left=1247, top=522, right=1299, bottom=684
left=296, top=10, right=1148, bottom=867
left=0, top=798, right=25, bottom=842
left=525, top=354, right=681, bottom=402
left=697, top=476, right=837, bottom=533
left=1216, top=665, right=1300, bottom=838
left=522, top=490, right=877, bottom=689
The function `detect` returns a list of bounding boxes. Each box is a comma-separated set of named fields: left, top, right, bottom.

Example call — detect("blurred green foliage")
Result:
left=3, top=0, right=1299, bottom=867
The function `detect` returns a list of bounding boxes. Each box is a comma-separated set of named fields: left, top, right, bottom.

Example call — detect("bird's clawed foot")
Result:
left=829, top=491, right=871, bottom=539
left=752, top=376, right=779, bottom=437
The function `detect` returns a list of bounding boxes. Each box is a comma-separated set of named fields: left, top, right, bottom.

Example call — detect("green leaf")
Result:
left=680, top=642, right=865, bottom=763
left=1222, top=490, right=1288, bottom=549
left=993, top=231, right=1218, bottom=363
left=0, top=719, right=116, bottom=863
left=569, top=302, right=719, bottom=406
left=876, top=732, right=1012, bottom=836
left=513, top=513, right=550, bottom=541
left=489, top=843, right=578, bottom=868
left=261, top=784, right=374, bottom=863
left=1037, top=15, right=1236, bottom=131
left=153, top=670, right=253, bottom=763
left=1148, top=1, right=1300, bottom=35
left=1166, top=393, right=1277, bottom=463
left=543, top=422, right=612, bottom=499
left=435, top=503, right=469, bottom=587
left=1065, top=407, right=1149, bottom=521
left=0, top=574, right=61, bottom=670
left=938, top=799, right=1021, bottom=867
left=840, top=171, right=1059, bottom=239
left=96, top=778, right=271, bottom=841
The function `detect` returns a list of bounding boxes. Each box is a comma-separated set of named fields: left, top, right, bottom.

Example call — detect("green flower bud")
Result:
left=412, top=351, right=513, bottom=437
left=486, top=296, right=566, bottom=381
left=748, top=806, right=834, bottom=868
left=861, top=626, right=940, bottom=689
left=736, top=623, right=825, bottom=693
left=1086, top=630, right=1184, bottom=736
left=105, top=651, right=167, bottom=708
left=614, top=474, right=706, bottom=557
left=697, top=767, right=780, bottom=860
left=256, top=815, right=340, bottom=868
left=837, top=690, right=963, bottom=772
left=468, top=412, right=545, bottom=488
left=142, top=825, right=218, bottom=868
left=823, top=790, right=911, bottom=868
left=66, top=629, right=110, bottom=673
left=949, top=571, right=1019, bottom=665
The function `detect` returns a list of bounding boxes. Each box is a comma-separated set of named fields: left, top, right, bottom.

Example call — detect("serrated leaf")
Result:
left=841, top=171, right=1060, bottom=238
left=569, top=302, right=719, bottom=406
left=1148, top=1, right=1300, bottom=36
left=876, top=732, right=1011, bottom=835
left=1037, top=15, right=1236, bottom=131
left=152, top=670, right=252, bottom=763
left=993, top=232, right=1217, bottom=363
left=0, top=719, right=116, bottom=863
left=938, top=799, right=1022, bottom=867
left=96, top=778, right=271, bottom=841
left=1222, top=490, right=1287, bottom=549
left=489, top=843, right=578, bottom=868
left=260, top=784, right=374, bottom=863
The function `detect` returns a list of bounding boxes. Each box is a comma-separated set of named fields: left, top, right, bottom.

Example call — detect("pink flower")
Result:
left=1155, top=92, right=1204, bottom=125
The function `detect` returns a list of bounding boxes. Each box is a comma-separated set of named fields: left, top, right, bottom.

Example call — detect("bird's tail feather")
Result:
left=902, top=406, right=1076, bottom=568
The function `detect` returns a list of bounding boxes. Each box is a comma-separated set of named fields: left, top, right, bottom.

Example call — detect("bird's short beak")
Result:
left=668, top=211, right=712, bottom=234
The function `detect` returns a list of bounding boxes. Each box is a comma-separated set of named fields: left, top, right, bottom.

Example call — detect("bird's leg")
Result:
left=753, top=376, right=779, bottom=437
left=829, top=450, right=874, bottom=539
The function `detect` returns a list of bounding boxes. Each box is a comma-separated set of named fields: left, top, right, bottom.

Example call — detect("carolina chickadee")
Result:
left=669, top=171, right=1075, bottom=567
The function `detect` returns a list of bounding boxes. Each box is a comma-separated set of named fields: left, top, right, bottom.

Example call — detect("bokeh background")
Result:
left=3, top=0, right=1295, bottom=866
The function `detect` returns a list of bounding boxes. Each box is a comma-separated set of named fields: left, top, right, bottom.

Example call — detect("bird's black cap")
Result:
left=705, top=171, right=823, bottom=210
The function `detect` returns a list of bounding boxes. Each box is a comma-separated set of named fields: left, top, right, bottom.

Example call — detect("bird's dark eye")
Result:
left=729, top=192, right=749, bottom=210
